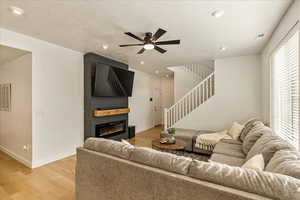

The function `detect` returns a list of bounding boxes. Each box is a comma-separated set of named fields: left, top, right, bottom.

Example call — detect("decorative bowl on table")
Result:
left=160, top=128, right=176, bottom=144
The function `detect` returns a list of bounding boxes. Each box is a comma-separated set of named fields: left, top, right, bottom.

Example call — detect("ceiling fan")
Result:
left=119, top=28, right=180, bottom=54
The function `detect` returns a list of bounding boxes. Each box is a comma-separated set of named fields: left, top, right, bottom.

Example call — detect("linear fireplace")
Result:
left=95, top=120, right=126, bottom=138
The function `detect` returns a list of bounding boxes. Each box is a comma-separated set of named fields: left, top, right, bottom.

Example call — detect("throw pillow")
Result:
left=242, top=121, right=272, bottom=154
left=242, top=154, right=265, bottom=171
left=239, top=118, right=261, bottom=141
left=228, top=122, right=244, bottom=140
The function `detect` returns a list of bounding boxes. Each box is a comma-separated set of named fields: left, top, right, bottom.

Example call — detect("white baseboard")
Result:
left=136, top=125, right=157, bottom=134
left=0, top=145, right=32, bottom=168
left=32, top=150, right=76, bottom=168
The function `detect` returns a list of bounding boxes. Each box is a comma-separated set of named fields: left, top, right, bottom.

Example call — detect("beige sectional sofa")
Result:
left=76, top=120, right=300, bottom=200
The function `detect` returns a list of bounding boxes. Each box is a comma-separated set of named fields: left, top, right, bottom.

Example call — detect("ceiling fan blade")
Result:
left=152, top=28, right=167, bottom=41
left=119, top=44, right=144, bottom=47
left=155, top=40, right=180, bottom=45
left=125, top=32, right=144, bottom=42
left=137, top=48, right=145, bottom=54
left=154, top=46, right=167, bottom=54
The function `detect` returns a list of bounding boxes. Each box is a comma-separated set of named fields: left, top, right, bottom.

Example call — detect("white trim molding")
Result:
left=0, top=145, right=32, bottom=168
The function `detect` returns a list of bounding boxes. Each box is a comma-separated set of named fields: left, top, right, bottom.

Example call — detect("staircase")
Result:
left=183, top=64, right=213, bottom=83
left=164, top=71, right=215, bottom=130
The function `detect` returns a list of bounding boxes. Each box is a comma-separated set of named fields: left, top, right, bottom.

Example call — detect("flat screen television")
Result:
left=93, top=64, right=134, bottom=97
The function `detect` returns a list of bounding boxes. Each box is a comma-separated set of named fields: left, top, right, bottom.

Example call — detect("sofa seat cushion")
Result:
left=130, top=146, right=192, bottom=175
left=84, top=138, right=134, bottom=159
left=219, top=138, right=243, bottom=145
left=213, top=141, right=245, bottom=159
left=246, top=133, right=296, bottom=164
left=266, top=150, right=300, bottom=179
left=173, top=128, right=200, bottom=151
left=210, top=153, right=245, bottom=167
left=242, top=121, right=272, bottom=154
left=189, top=160, right=300, bottom=200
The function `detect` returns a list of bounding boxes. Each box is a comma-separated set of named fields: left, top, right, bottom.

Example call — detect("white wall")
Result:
left=174, top=55, right=262, bottom=131
left=128, top=69, right=156, bottom=133
left=0, top=54, right=32, bottom=167
left=172, top=65, right=213, bottom=101
left=129, top=69, right=174, bottom=133
left=0, top=28, right=84, bottom=168
left=262, top=0, right=300, bottom=122
left=161, top=77, right=174, bottom=110
left=161, top=77, right=174, bottom=123
left=173, top=67, right=199, bottom=101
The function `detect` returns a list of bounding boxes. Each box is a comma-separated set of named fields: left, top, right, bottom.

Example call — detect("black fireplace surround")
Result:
left=84, top=53, right=129, bottom=141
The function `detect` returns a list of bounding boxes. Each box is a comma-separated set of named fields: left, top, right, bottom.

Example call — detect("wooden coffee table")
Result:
left=152, top=139, right=186, bottom=153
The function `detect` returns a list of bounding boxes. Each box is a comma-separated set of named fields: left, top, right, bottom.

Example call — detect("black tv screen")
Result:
left=93, top=64, right=134, bottom=97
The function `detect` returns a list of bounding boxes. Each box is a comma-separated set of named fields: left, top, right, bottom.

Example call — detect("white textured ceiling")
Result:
left=0, top=0, right=292, bottom=75
left=0, top=44, right=30, bottom=65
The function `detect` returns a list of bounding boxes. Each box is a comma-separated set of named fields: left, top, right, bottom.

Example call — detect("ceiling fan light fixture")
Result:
left=9, top=6, right=24, bottom=16
left=102, top=44, right=108, bottom=50
left=219, top=46, right=227, bottom=51
left=120, top=28, right=179, bottom=54
left=211, top=10, right=224, bottom=18
left=144, top=43, right=154, bottom=50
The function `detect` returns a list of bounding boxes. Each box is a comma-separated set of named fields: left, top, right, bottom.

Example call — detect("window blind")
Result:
left=272, top=30, right=299, bottom=149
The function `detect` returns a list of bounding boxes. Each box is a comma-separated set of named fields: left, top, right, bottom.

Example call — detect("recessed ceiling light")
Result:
left=155, top=70, right=160, bottom=74
left=144, top=43, right=154, bottom=50
left=211, top=10, right=224, bottom=18
left=219, top=46, right=227, bottom=52
left=9, top=6, right=24, bottom=16
left=140, top=61, right=145, bottom=65
left=102, top=44, right=108, bottom=50
left=256, top=33, right=265, bottom=40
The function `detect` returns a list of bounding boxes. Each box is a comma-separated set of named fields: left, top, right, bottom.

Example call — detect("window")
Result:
left=271, top=29, right=299, bottom=149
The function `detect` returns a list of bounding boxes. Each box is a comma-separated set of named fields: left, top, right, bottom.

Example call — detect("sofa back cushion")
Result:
left=239, top=118, right=261, bottom=141
left=242, top=121, right=272, bottom=154
left=266, top=150, right=300, bottom=179
left=189, top=160, right=300, bottom=200
left=130, top=147, right=192, bottom=175
left=246, top=133, right=295, bottom=164
left=84, top=137, right=134, bottom=159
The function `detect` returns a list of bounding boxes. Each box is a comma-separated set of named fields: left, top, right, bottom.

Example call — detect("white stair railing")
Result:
left=184, top=64, right=214, bottom=83
left=164, top=72, right=215, bottom=130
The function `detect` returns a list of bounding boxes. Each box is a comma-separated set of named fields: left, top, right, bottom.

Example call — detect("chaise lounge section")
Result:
left=173, top=128, right=215, bottom=154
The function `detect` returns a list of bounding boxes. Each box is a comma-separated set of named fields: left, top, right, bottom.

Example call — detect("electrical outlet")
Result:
left=23, top=145, right=28, bottom=152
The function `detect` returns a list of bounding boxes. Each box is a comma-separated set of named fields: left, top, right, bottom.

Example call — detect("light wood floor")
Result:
left=128, top=125, right=162, bottom=147
left=0, top=126, right=162, bottom=200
